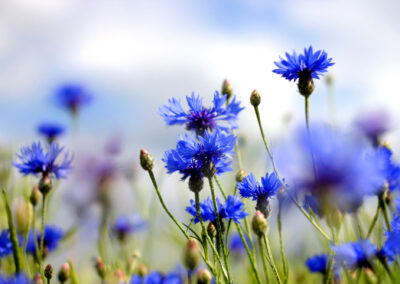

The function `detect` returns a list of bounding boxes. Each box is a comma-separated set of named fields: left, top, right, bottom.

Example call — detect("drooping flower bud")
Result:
left=39, top=175, right=52, bottom=195
left=184, top=238, right=202, bottom=271
left=140, top=149, right=154, bottom=171
left=207, top=222, right=217, bottom=239
left=235, top=169, right=246, bottom=183
left=30, top=186, right=41, bottom=207
left=196, top=268, right=212, bottom=284
left=95, top=257, right=106, bottom=280
left=44, top=264, right=53, bottom=281
left=201, top=160, right=216, bottom=179
left=250, top=90, right=261, bottom=107
left=221, top=79, right=233, bottom=102
left=252, top=210, right=268, bottom=237
left=34, top=273, right=43, bottom=284
left=189, top=174, right=204, bottom=193
left=58, top=262, right=70, bottom=283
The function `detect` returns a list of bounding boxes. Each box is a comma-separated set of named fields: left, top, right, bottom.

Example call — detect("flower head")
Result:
left=306, top=253, right=340, bottom=280
left=55, top=84, right=92, bottom=114
left=163, top=130, right=236, bottom=183
left=380, top=214, right=400, bottom=261
left=159, top=92, right=244, bottom=135
left=26, top=225, right=63, bottom=255
left=273, top=46, right=334, bottom=82
left=186, top=195, right=248, bottom=224
left=37, top=122, right=66, bottom=143
left=14, top=142, right=73, bottom=179
left=112, top=215, right=147, bottom=241
left=0, top=274, right=32, bottom=284
left=0, top=230, right=13, bottom=258
left=237, top=172, right=283, bottom=217
left=332, top=239, right=377, bottom=269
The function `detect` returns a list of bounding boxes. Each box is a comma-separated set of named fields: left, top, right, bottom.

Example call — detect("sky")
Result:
left=0, top=0, right=400, bottom=153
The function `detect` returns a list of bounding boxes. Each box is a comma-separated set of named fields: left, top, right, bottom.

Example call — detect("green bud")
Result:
left=250, top=90, right=261, bottom=107
left=221, top=79, right=233, bottom=101
left=140, top=149, right=154, bottom=171
left=38, top=175, right=52, bottom=195
left=184, top=238, right=202, bottom=271
left=207, top=222, right=217, bottom=239
left=14, top=200, right=30, bottom=234
left=252, top=210, right=268, bottom=237
left=58, top=262, right=70, bottom=283
left=196, top=268, right=212, bottom=284
left=95, top=257, right=106, bottom=280
left=235, top=169, right=246, bottom=183
left=30, top=186, right=41, bottom=207
left=44, top=264, right=53, bottom=280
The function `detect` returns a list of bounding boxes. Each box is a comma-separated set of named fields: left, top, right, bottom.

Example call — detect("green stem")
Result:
left=32, top=207, right=41, bottom=265
left=2, top=189, right=24, bottom=273
left=278, top=202, right=288, bottom=283
left=194, top=191, right=209, bottom=261
left=208, top=177, right=232, bottom=283
left=379, top=194, right=391, bottom=232
left=39, top=193, right=48, bottom=274
left=148, top=170, right=190, bottom=239
left=305, top=96, right=311, bottom=131
left=258, top=236, right=270, bottom=284
left=253, top=105, right=331, bottom=242
left=379, top=257, right=395, bottom=283
left=367, top=201, right=381, bottom=238
left=263, top=235, right=282, bottom=284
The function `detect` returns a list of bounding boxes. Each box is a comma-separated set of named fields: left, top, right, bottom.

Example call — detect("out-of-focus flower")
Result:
left=37, top=122, right=66, bottom=143
left=355, top=110, right=391, bottom=144
left=159, top=92, right=243, bottom=136
left=55, top=84, right=92, bottom=114
left=26, top=225, right=64, bottom=256
left=112, top=215, right=147, bottom=241
left=229, top=233, right=250, bottom=256
left=163, top=130, right=236, bottom=187
left=278, top=125, right=386, bottom=214
left=380, top=215, right=400, bottom=261
left=186, top=195, right=248, bottom=224
left=0, top=273, right=33, bottom=284
left=130, top=270, right=183, bottom=284
left=237, top=173, right=283, bottom=217
left=332, top=239, right=377, bottom=270
left=0, top=229, right=13, bottom=258
left=273, top=46, right=334, bottom=82
left=13, top=142, right=73, bottom=179
left=371, top=145, right=400, bottom=192
left=306, top=253, right=340, bottom=281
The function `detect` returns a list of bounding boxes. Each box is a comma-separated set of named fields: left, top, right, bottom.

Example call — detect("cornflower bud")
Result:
left=39, top=175, right=52, bottom=195
left=58, top=262, right=70, bottom=283
left=221, top=79, right=233, bottom=101
left=196, top=268, right=212, bottom=284
left=250, top=90, right=261, bottom=107
left=44, top=264, right=53, bottom=281
left=95, top=257, right=106, bottom=280
left=30, top=185, right=41, bottom=206
left=252, top=210, right=268, bottom=237
left=235, top=169, right=246, bottom=183
left=184, top=238, right=202, bottom=271
left=207, top=222, right=217, bottom=239
left=140, top=149, right=154, bottom=171
left=14, top=200, right=30, bottom=233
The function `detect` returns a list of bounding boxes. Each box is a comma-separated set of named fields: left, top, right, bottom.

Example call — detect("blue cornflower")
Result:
left=55, top=84, right=92, bottom=114
left=372, top=145, right=400, bottom=192
left=0, top=230, right=13, bottom=258
left=273, top=46, right=334, bottom=82
left=277, top=125, right=386, bottom=214
left=355, top=110, right=390, bottom=145
left=159, top=92, right=244, bottom=135
left=130, top=271, right=183, bottom=284
left=0, top=274, right=32, bottom=284
left=380, top=215, right=400, bottom=261
left=229, top=233, right=251, bottom=256
left=37, top=122, right=66, bottom=143
left=26, top=225, right=63, bottom=255
left=13, top=141, right=73, bottom=179
left=306, top=253, right=340, bottom=280
left=332, top=240, right=377, bottom=269
left=237, top=173, right=283, bottom=217
left=163, top=130, right=236, bottom=191
left=186, top=195, right=248, bottom=224
left=112, top=215, right=147, bottom=241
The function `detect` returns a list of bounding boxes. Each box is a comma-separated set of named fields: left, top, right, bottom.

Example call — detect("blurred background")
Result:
left=1, top=0, right=400, bottom=282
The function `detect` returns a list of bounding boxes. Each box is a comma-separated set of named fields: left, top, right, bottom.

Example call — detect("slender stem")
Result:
left=47, top=279, right=50, bottom=284
left=263, top=235, right=283, bottom=284
left=148, top=170, right=190, bottom=239
left=258, top=236, right=270, bottom=284
left=379, top=194, right=391, bottom=232
left=233, top=130, right=243, bottom=170
left=304, top=96, right=311, bottom=131
left=194, top=191, right=209, bottom=261
left=214, top=176, right=227, bottom=200
left=379, top=257, right=395, bottom=283
left=32, top=207, right=41, bottom=265
left=39, top=193, right=48, bottom=273
left=367, top=200, right=381, bottom=238
left=253, top=105, right=331, bottom=242
left=278, top=202, right=288, bottom=283
left=208, top=177, right=232, bottom=283
left=2, top=189, right=24, bottom=273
